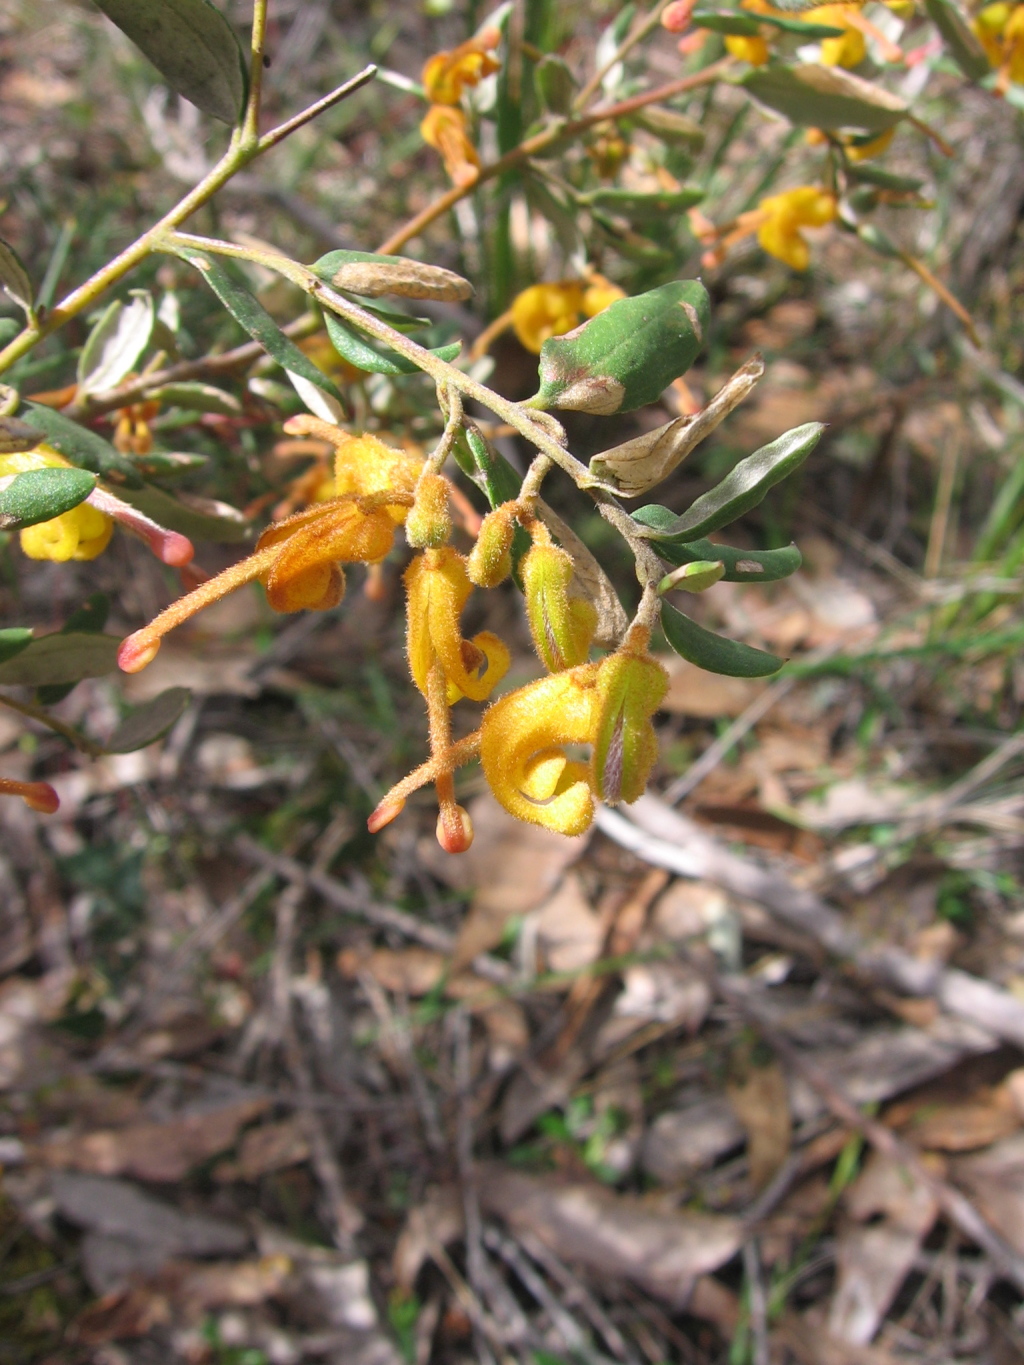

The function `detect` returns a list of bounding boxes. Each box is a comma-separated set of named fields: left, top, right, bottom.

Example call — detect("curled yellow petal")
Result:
left=404, top=548, right=509, bottom=702
left=420, top=105, right=481, bottom=188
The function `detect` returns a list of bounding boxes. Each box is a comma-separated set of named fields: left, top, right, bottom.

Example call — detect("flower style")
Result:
left=118, top=429, right=417, bottom=674
left=423, top=29, right=501, bottom=106
left=479, top=629, right=668, bottom=836
left=974, top=3, right=1024, bottom=87
left=420, top=104, right=481, bottom=188
left=0, top=777, right=59, bottom=814
left=755, top=186, right=838, bottom=270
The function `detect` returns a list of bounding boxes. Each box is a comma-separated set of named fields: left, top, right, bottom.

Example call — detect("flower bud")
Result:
left=405, top=472, right=452, bottom=548
left=591, top=646, right=668, bottom=805
left=661, top=0, right=695, bottom=31
left=522, top=541, right=597, bottom=673
left=436, top=802, right=474, bottom=853
left=467, top=505, right=515, bottom=587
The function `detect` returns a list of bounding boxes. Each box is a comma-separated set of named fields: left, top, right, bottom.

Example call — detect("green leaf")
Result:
left=692, top=8, right=764, bottom=34
left=0, top=467, right=97, bottom=530
left=22, top=403, right=143, bottom=487
left=633, top=423, right=823, bottom=540
left=38, top=594, right=111, bottom=704
left=0, top=632, right=119, bottom=686
left=147, top=381, right=242, bottom=415
left=114, top=483, right=249, bottom=543
left=77, top=292, right=155, bottom=397
left=171, top=244, right=344, bottom=414
left=0, top=237, right=34, bottom=316
left=309, top=250, right=473, bottom=302
left=742, top=62, right=908, bottom=131
left=845, top=163, right=924, bottom=193
left=759, top=12, right=848, bottom=37
left=94, top=0, right=246, bottom=124
left=322, top=311, right=461, bottom=376
left=129, top=450, right=210, bottom=479
left=451, top=422, right=523, bottom=509
left=658, top=537, right=803, bottom=582
left=105, top=687, right=192, bottom=753
left=658, top=559, right=725, bottom=593
left=535, top=54, right=577, bottom=115
left=633, top=104, right=705, bottom=150
left=535, top=280, right=710, bottom=415
left=0, top=628, right=32, bottom=667
left=661, top=601, right=784, bottom=677
left=924, top=0, right=990, bottom=80
left=583, top=187, right=705, bottom=220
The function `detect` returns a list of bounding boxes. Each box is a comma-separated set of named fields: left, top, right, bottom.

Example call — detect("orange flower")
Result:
left=422, top=29, right=501, bottom=105
left=420, top=104, right=480, bottom=188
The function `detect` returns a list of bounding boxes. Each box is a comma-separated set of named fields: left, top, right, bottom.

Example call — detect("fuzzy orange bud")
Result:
left=0, top=777, right=59, bottom=814
left=405, top=473, right=453, bottom=548
left=467, top=504, right=516, bottom=587
left=522, top=541, right=597, bottom=673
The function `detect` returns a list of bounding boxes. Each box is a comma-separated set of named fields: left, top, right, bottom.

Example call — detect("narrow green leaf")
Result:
left=658, top=559, right=725, bottom=593
left=536, top=280, right=710, bottom=415
left=94, top=0, right=246, bottom=124
left=322, top=311, right=460, bottom=376
left=0, top=628, right=32, bottom=666
left=114, top=483, right=249, bottom=543
left=633, top=105, right=705, bottom=151
left=692, top=9, right=765, bottom=34
left=583, top=187, right=705, bottom=220
left=743, top=62, right=908, bottom=131
left=658, top=537, right=803, bottom=582
left=451, top=422, right=523, bottom=509
left=0, top=238, right=34, bottom=315
left=22, top=403, right=143, bottom=487
left=147, top=381, right=242, bottom=415
left=924, top=0, right=990, bottom=80
left=661, top=602, right=784, bottom=677
left=105, top=687, right=192, bottom=753
left=309, top=250, right=473, bottom=302
left=77, top=292, right=155, bottom=397
left=0, top=467, right=97, bottom=530
left=171, top=245, right=344, bottom=412
left=845, top=164, right=924, bottom=193
left=0, top=632, right=119, bottom=686
left=633, top=423, right=823, bottom=540
left=535, top=54, right=577, bottom=115
left=758, top=12, right=847, bottom=36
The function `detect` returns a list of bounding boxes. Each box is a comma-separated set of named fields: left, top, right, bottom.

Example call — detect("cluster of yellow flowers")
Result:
left=113, top=415, right=667, bottom=852
left=694, top=185, right=838, bottom=273
left=419, top=29, right=500, bottom=188
left=974, top=2, right=1024, bottom=87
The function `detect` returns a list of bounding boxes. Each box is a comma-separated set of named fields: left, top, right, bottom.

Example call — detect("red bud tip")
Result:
left=158, top=531, right=195, bottom=567
left=661, top=0, right=694, bottom=31
left=0, top=779, right=59, bottom=814
left=117, top=633, right=161, bottom=674
left=367, top=795, right=405, bottom=834
left=436, top=803, right=474, bottom=854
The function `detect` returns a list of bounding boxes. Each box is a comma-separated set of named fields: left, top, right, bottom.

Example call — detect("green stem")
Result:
left=0, top=691, right=104, bottom=758
left=241, top=0, right=269, bottom=150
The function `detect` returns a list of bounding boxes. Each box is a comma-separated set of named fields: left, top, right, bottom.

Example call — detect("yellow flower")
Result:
left=422, top=29, right=501, bottom=106
left=404, top=547, right=510, bottom=704
left=0, top=447, right=113, bottom=562
left=113, top=397, right=161, bottom=456
left=420, top=104, right=481, bottom=187
left=845, top=126, right=895, bottom=161
left=118, top=431, right=414, bottom=674
left=0, top=777, right=59, bottom=814
left=725, top=34, right=771, bottom=64
left=755, top=186, right=838, bottom=271
left=510, top=275, right=625, bottom=354
left=805, top=3, right=867, bottom=66
left=479, top=630, right=668, bottom=836
left=974, top=3, right=1024, bottom=84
